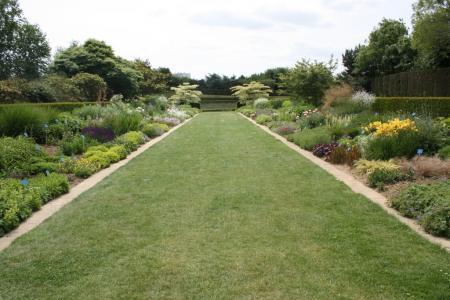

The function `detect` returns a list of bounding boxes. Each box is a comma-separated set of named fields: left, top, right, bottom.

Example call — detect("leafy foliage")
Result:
left=0, top=0, right=50, bottom=79
left=391, top=181, right=449, bottom=237
left=281, top=59, right=335, bottom=106
left=231, top=81, right=272, bottom=105
left=170, top=83, right=202, bottom=104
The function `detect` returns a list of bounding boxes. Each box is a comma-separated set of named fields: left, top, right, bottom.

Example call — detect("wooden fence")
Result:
left=371, top=68, right=450, bottom=97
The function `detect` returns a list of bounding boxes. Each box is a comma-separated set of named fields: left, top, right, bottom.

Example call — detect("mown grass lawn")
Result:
left=0, top=112, right=449, bottom=299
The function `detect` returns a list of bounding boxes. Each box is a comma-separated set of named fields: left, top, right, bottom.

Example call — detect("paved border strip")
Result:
left=240, top=113, right=450, bottom=252
left=0, top=117, right=195, bottom=252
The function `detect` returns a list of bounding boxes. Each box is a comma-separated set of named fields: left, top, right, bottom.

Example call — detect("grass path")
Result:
left=0, top=112, right=449, bottom=299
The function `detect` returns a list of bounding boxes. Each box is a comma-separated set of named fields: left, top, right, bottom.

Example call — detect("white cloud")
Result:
left=19, top=0, right=413, bottom=78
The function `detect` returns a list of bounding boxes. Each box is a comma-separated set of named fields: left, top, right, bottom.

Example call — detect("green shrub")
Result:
left=115, top=131, right=146, bottom=151
left=28, top=161, right=59, bottom=175
left=60, top=134, right=94, bottom=156
left=74, top=158, right=99, bottom=178
left=109, top=145, right=128, bottom=160
left=373, top=97, right=450, bottom=117
left=391, top=181, right=449, bottom=237
left=29, top=173, right=70, bottom=203
left=254, top=98, right=270, bottom=109
left=415, top=118, right=448, bottom=155
left=367, top=168, right=411, bottom=190
left=270, top=99, right=284, bottom=109
left=142, top=123, right=169, bottom=138
left=0, top=137, right=45, bottom=178
left=292, top=126, right=333, bottom=150
left=0, top=179, right=41, bottom=236
left=237, top=107, right=255, bottom=117
left=0, top=106, right=58, bottom=142
left=0, top=174, right=69, bottom=236
left=438, top=145, right=450, bottom=160
left=255, top=114, right=272, bottom=124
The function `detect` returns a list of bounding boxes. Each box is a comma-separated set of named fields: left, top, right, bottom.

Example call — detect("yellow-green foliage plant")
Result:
left=354, top=159, right=400, bottom=175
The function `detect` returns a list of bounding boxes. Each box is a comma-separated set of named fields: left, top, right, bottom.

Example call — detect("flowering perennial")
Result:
left=364, top=118, right=418, bottom=137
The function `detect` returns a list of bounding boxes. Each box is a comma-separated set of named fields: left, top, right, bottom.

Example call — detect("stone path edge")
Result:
left=239, top=113, right=450, bottom=253
left=0, top=116, right=196, bottom=252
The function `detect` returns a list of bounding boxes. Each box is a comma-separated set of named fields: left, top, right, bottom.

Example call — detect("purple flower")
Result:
left=81, top=126, right=115, bottom=142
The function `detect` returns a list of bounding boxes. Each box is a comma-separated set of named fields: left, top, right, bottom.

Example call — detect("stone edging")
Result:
left=240, top=113, right=450, bottom=253
left=0, top=117, right=195, bottom=252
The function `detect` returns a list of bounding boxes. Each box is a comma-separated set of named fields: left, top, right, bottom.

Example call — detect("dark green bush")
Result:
left=438, top=145, right=450, bottom=160
left=60, top=134, right=96, bottom=156
left=391, top=181, right=449, bottom=237
left=292, top=126, right=333, bottom=150
left=368, top=168, right=411, bottom=190
left=373, top=97, right=450, bottom=117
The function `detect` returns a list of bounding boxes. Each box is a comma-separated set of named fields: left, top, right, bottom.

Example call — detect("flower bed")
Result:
left=238, top=95, right=450, bottom=237
left=0, top=98, right=198, bottom=236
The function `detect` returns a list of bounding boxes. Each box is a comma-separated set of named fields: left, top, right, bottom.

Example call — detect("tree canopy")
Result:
left=230, top=81, right=272, bottom=104
left=281, top=59, right=335, bottom=105
left=170, top=83, right=203, bottom=104
left=0, top=0, right=50, bottom=79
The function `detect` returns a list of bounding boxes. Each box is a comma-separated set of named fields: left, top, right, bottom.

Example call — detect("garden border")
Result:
left=240, top=113, right=450, bottom=252
left=0, top=116, right=195, bottom=252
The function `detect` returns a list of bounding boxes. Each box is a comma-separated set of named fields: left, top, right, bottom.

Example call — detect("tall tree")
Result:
left=341, top=45, right=361, bottom=81
left=353, top=19, right=416, bottom=88
left=134, top=59, right=170, bottom=94
left=0, top=0, right=50, bottom=79
left=412, top=0, right=450, bottom=68
left=51, top=39, right=143, bottom=97
left=281, top=59, right=335, bottom=106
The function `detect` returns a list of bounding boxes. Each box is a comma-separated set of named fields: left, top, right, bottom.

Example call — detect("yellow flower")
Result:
left=364, top=118, right=417, bottom=137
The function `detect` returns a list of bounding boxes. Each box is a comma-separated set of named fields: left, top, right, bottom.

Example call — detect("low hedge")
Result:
left=0, top=102, right=109, bottom=112
left=372, top=97, right=450, bottom=117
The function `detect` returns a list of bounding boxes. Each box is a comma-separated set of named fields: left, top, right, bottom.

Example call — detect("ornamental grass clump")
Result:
left=292, top=126, right=333, bottom=150
left=364, top=118, right=422, bottom=160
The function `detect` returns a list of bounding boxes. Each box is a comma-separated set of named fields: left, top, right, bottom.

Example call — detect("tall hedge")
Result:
left=373, top=97, right=450, bottom=117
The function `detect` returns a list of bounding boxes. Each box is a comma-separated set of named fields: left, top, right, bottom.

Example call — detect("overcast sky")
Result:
left=20, top=0, right=414, bottom=79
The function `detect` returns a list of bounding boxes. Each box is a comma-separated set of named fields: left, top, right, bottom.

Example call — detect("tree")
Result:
left=51, top=39, right=143, bottom=98
left=170, top=83, right=202, bottom=104
left=412, top=0, right=450, bottom=68
left=72, top=73, right=107, bottom=101
left=0, top=0, right=50, bottom=79
left=134, top=59, right=170, bottom=94
left=353, top=19, right=416, bottom=88
left=230, top=81, right=272, bottom=104
left=246, top=68, right=289, bottom=95
left=281, top=59, right=335, bottom=106
left=341, top=45, right=361, bottom=82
